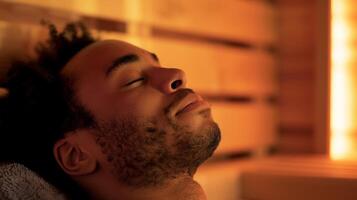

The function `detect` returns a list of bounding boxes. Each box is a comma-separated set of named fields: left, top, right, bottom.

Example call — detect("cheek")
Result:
left=114, top=89, right=165, bottom=117
left=78, top=79, right=119, bottom=120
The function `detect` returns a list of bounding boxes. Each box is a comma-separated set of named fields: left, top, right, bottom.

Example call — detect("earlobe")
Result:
left=53, top=138, right=97, bottom=176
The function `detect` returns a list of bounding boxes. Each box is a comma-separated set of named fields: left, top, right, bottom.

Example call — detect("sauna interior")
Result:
left=1, top=0, right=357, bottom=200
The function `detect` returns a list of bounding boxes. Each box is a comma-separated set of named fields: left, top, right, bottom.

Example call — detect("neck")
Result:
left=83, top=173, right=207, bottom=200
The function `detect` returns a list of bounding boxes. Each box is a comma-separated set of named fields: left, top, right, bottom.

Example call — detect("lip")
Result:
left=174, top=93, right=210, bottom=116
left=164, top=89, right=210, bottom=117
left=176, top=99, right=210, bottom=116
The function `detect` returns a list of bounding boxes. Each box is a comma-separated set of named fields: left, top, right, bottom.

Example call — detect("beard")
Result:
left=93, top=115, right=221, bottom=187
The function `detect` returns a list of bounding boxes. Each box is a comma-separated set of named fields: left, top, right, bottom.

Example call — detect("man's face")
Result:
left=62, top=40, right=221, bottom=186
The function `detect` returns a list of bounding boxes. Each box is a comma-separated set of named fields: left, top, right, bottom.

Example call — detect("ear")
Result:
left=53, top=138, right=97, bottom=176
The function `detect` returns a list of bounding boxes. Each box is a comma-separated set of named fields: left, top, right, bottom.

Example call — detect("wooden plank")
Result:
left=4, top=0, right=127, bottom=21
left=0, top=1, right=127, bottom=33
left=278, top=125, right=314, bottom=153
left=279, top=78, right=315, bottom=126
left=142, top=0, right=276, bottom=45
left=211, top=102, right=277, bottom=154
left=280, top=55, right=316, bottom=75
left=242, top=165, right=357, bottom=200
left=217, top=48, right=277, bottom=96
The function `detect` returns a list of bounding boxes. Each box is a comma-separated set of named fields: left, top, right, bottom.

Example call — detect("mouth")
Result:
left=175, top=98, right=210, bottom=116
left=165, top=89, right=210, bottom=117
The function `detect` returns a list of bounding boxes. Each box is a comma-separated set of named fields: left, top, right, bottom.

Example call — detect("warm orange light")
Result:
left=330, top=0, right=356, bottom=160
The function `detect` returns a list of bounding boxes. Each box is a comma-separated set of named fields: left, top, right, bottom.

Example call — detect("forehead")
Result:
left=61, top=40, right=150, bottom=77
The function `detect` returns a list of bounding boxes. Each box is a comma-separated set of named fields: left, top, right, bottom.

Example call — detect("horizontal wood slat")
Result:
left=0, top=1, right=127, bottom=33
left=217, top=48, right=277, bottom=96
left=151, top=27, right=256, bottom=50
left=3, top=0, right=127, bottom=22
left=142, top=0, right=277, bottom=45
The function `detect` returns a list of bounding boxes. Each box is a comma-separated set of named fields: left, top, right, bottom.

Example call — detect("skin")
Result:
left=53, top=40, right=221, bottom=200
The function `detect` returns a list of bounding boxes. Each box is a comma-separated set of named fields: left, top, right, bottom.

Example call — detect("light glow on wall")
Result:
left=330, top=0, right=357, bottom=160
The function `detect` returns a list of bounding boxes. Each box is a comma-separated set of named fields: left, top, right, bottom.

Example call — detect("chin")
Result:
left=178, top=108, right=215, bottom=131
left=195, top=120, right=221, bottom=154
left=185, top=121, right=221, bottom=175
left=203, top=121, right=221, bottom=154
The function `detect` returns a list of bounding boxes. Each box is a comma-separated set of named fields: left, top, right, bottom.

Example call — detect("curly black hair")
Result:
left=0, top=22, right=98, bottom=199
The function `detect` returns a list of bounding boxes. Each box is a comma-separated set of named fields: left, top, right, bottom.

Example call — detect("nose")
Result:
left=149, top=67, right=187, bottom=94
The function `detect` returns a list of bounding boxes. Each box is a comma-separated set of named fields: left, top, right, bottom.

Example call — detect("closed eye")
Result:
left=124, top=77, right=145, bottom=86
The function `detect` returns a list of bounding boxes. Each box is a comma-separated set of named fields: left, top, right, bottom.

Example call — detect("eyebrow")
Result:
left=106, top=54, right=139, bottom=76
left=106, top=53, right=160, bottom=76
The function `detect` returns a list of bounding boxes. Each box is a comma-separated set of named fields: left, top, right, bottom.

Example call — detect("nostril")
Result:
left=171, top=80, right=183, bottom=90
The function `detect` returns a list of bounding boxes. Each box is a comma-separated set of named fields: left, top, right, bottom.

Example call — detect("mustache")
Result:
left=164, top=88, right=194, bottom=115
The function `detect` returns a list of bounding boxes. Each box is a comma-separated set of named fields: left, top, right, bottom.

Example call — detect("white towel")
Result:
left=0, top=163, right=67, bottom=200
